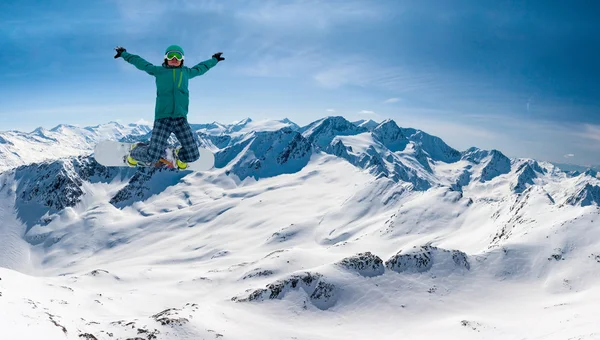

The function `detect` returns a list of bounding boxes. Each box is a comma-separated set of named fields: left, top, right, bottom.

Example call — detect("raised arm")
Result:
left=187, top=52, right=224, bottom=79
left=114, top=46, right=161, bottom=76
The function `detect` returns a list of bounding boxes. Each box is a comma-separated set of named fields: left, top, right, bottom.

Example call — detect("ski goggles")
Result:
left=165, top=51, right=184, bottom=61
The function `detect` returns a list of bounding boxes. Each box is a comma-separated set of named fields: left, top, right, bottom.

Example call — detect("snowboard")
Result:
left=93, top=140, right=215, bottom=171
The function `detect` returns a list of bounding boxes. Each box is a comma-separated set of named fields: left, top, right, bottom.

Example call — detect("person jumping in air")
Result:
left=114, top=45, right=224, bottom=169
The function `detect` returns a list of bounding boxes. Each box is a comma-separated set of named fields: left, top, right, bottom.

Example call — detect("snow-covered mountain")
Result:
left=0, top=118, right=300, bottom=173
left=352, top=119, right=379, bottom=131
left=1, top=116, right=600, bottom=339
left=0, top=122, right=152, bottom=172
left=552, top=162, right=600, bottom=176
left=191, top=117, right=299, bottom=138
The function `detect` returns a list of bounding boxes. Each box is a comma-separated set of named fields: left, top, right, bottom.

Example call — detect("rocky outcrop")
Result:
left=336, top=252, right=385, bottom=277
left=233, top=271, right=338, bottom=309
left=385, top=245, right=470, bottom=273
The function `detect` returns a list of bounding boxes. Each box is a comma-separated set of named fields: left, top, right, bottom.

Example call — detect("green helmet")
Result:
left=165, top=44, right=184, bottom=56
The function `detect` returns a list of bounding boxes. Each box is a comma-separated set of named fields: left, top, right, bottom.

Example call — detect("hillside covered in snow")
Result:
left=1, top=116, right=600, bottom=340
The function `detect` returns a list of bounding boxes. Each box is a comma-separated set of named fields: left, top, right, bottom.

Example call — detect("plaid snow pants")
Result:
left=130, top=117, right=200, bottom=164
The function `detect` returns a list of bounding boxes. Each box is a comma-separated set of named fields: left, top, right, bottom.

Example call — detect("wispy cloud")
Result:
left=311, top=56, right=456, bottom=97
left=393, top=110, right=504, bottom=142
left=384, top=98, right=401, bottom=104
left=112, top=0, right=173, bottom=35
left=577, top=124, right=600, bottom=142
left=564, top=153, right=575, bottom=158
left=313, top=58, right=403, bottom=89
left=234, top=1, right=387, bottom=32
left=234, top=47, right=322, bottom=78
left=359, top=110, right=376, bottom=115
left=326, top=109, right=336, bottom=113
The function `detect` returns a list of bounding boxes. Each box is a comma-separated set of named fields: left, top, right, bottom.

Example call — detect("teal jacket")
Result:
left=121, top=51, right=218, bottom=120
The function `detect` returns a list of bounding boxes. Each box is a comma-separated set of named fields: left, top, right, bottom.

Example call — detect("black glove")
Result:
left=114, top=46, right=126, bottom=58
left=212, top=52, right=224, bottom=62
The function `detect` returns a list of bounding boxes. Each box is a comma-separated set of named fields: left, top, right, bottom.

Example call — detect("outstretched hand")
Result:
left=114, top=46, right=126, bottom=58
left=212, top=52, right=225, bottom=62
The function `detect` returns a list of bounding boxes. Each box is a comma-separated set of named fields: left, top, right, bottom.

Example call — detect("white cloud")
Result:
left=135, top=118, right=152, bottom=126
left=564, top=154, right=575, bottom=158
left=326, top=109, right=336, bottom=113
left=384, top=98, right=401, bottom=104
left=359, top=110, right=376, bottom=115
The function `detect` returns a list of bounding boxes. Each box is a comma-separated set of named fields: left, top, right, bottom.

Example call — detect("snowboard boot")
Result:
left=126, top=143, right=141, bottom=167
left=174, top=147, right=188, bottom=170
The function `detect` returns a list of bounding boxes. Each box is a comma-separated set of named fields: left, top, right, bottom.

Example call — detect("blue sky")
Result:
left=1, top=0, right=599, bottom=165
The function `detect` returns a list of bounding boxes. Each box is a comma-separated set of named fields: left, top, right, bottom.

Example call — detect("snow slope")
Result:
left=1, top=116, right=600, bottom=340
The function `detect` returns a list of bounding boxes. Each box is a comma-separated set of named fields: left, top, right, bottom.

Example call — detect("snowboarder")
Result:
left=113, top=45, right=224, bottom=169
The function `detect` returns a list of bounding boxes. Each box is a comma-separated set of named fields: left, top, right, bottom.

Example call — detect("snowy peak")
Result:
left=189, top=121, right=229, bottom=134
left=552, top=162, right=600, bottom=175
left=234, top=117, right=253, bottom=125
left=49, top=124, right=79, bottom=133
left=371, top=119, right=408, bottom=152
left=229, top=117, right=253, bottom=133
left=322, top=127, right=432, bottom=189
left=279, top=118, right=300, bottom=130
left=458, top=147, right=512, bottom=184
left=192, top=118, right=300, bottom=140
left=584, top=168, right=599, bottom=178
left=327, top=139, right=350, bottom=159
left=104, top=121, right=126, bottom=129
left=565, top=183, right=600, bottom=207
left=461, top=147, right=491, bottom=164
left=478, top=149, right=512, bottom=182
left=301, top=116, right=367, bottom=148
left=403, top=129, right=461, bottom=163
left=220, top=127, right=312, bottom=181
left=84, top=121, right=149, bottom=139
left=511, top=160, right=545, bottom=193
left=371, top=120, right=460, bottom=163
left=352, top=119, right=380, bottom=131
left=123, top=123, right=153, bottom=136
